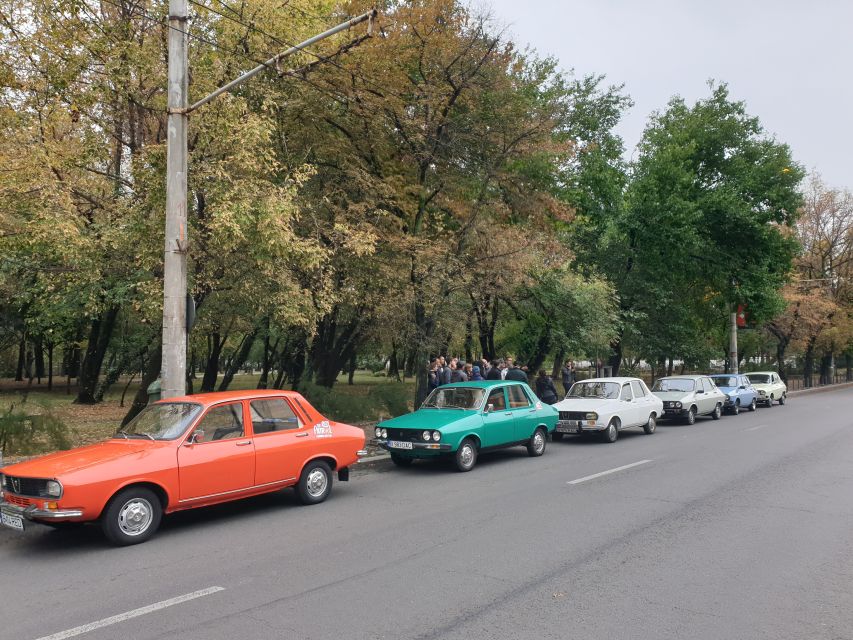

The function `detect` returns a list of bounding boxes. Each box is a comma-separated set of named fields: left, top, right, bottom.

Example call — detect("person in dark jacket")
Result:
left=535, top=369, right=559, bottom=404
left=561, top=360, right=575, bottom=395
left=485, top=360, right=503, bottom=380
left=470, top=365, right=484, bottom=381
left=428, top=359, right=440, bottom=392
left=504, top=364, right=528, bottom=383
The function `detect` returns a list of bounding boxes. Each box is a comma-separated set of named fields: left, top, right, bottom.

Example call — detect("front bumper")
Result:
left=376, top=439, right=453, bottom=454
left=555, top=420, right=604, bottom=433
left=1, top=498, right=84, bottom=521
left=661, top=407, right=688, bottom=418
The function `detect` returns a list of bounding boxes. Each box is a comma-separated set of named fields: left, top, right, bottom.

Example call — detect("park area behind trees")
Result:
left=0, top=0, right=850, bottom=456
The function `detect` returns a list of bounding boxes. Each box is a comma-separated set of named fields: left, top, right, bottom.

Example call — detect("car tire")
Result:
left=749, top=398, right=757, bottom=412
left=101, top=487, right=162, bottom=546
left=711, top=404, right=722, bottom=420
left=390, top=453, right=414, bottom=467
left=552, top=432, right=564, bottom=442
left=602, top=419, right=619, bottom=443
left=296, top=460, right=333, bottom=505
left=454, top=438, right=478, bottom=472
left=527, top=427, right=547, bottom=457
left=779, top=394, right=786, bottom=405
left=685, top=407, right=696, bottom=425
left=643, top=414, right=656, bottom=434
left=732, top=401, right=740, bottom=416
left=767, top=395, right=774, bottom=407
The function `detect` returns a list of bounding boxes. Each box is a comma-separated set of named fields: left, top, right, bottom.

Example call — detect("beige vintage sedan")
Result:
left=746, top=371, right=788, bottom=406
left=651, top=375, right=727, bottom=424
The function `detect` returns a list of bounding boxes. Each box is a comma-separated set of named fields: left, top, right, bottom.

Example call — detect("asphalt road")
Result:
left=2, top=386, right=853, bottom=640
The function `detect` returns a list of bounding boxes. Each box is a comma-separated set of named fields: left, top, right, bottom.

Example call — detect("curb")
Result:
left=788, top=381, right=853, bottom=397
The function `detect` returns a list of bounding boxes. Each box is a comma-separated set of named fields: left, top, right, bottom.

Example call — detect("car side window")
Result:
left=196, top=403, right=244, bottom=442
left=703, top=378, right=714, bottom=392
left=620, top=384, right=632, bottom=401
left=630, top=381, right=646, bottom=398
left=487, top=388, right=507, bottom=411
left=250, top=399, right=301, bottom=434
left=507, top=385, right=530, bottom=409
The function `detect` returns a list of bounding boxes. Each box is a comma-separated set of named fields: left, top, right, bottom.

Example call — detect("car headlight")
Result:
left=422, top=430, right=431, bottom=441
left=432, top=431, right=441, bottom=442
left=381, top=428, right=388, bottom=438
left=45, top=480, right=62, bottom=498
left=585, top=412, right=598, bottom=421
left=675, top=402, right=682, bottom=409
left=375, top=427, right=382, bottom=438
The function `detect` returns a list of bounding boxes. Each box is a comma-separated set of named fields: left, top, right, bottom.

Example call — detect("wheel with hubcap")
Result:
left=454, top=438, right=478, bottom=472
left=296, top=460, right=333, bottom=505
left=767, top=394, right=774, bottom=407
left=390, top=453, right=414, bottom=467
left=685, top=407, right=696, bottom=425
left=602, top=419, right=619, bottom=443
left=732, top=401, right=740, bottom=416
left=711, top=403, right=722, bottom=420
left=101, top=487, right=162, bottom=546
left=643, top=414, right=656, bottom=434
left=748, top=398, right=757, bottom=412
left=778, top=394, right=786, bottom=405
left=527, top=427, right=547, bottom=457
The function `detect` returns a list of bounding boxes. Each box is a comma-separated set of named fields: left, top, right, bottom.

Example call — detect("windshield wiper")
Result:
left=125, top=432, right=156, bottom=441
left=114, top=430, right=129, bottom=439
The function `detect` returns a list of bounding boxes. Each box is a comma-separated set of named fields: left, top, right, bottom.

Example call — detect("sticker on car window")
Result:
left=314, top=420, right=333, bottom=438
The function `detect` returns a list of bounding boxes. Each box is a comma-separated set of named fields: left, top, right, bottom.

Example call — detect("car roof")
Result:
left=574, top=377, right=643, bottom=384
left=156, top=389, right=303, bottom=406
left=746, top=371, right=777, bottom=375
left=709, top=373, right=742, bottom=377
left=656, top=375, right=705, bottom=380
left=439, top=380, right=527, bottom=388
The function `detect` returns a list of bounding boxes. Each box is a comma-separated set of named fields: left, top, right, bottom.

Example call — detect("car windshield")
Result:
left=421, top=387, right=486, bottom=410
left=747, top=374, right=771, bottom=384
left=566, top=381, right=620, bottom=400
left=116, top=403, right=203, bottom=441
left=652, top=378, right=695, bottom=392
left=712, top=376, right=737, bottom=387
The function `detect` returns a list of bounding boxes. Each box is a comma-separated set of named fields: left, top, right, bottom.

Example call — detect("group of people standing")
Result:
left=427, top=356, right=577, bottom=406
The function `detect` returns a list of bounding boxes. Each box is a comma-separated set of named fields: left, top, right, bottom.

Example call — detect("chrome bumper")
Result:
left=1, top=498, right=83, bottom=520
left=356, top=449, right=369, bottom=457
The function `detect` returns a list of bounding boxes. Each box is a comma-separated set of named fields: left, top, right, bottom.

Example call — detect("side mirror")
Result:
left=185, top=430, right=204, bottom=445
left=739, top=385, right=746, bottom=390
left=484, top=403, right=494, bottom=414
left=696, top=389, right=704, bottom=394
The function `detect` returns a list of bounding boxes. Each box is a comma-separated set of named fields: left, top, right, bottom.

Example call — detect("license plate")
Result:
left=1, top=510, right=24, bottom=531
left=557, top=421, right=583, bottom=433
left=387, top=440, right=413, bottom=450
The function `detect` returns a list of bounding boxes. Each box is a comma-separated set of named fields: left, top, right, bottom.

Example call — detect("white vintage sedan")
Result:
left=552, top=377, right=663, bottom=443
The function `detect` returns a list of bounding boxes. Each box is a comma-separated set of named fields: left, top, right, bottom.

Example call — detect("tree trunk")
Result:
left=47, top=342, right=54, bottom=391
left=15, top=333, right=26, bottom=381
left=218, top=329, right=258, bottom=391
left=776, top=340, right=788, bottom=383
left=75, top=307, right=120, bottom=404
left=846, top=353, right=852, bottom=382
left=608, top=335, right=623, bottom=376
left=200, top=331, right=226, bottom=392
left=347, top=351, right=357, bottom=385
left=819, top=353, right=832, bottom=386
left=34, top=336, right=45, bottom=383
left=309, top=307, right=365, bottom=388
left=527, top=325, right=552, bottom=374
left=464, top=316, right=474, bottom=363
left=803, top=340, right=815, bottom=388
left=257, top=325, right=276, bottom=389
left=121, top=341, right=162, bottom=427
left=667, top=356, right=674, bottom=376
left=551, top=348, right=564, bottom=380
left=388, top=341, right=401, bottom=382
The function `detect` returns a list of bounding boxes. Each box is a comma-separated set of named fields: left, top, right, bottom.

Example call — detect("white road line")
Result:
left=744, top=423, right=769, bottom=432
left=34, top=586, right=225, bottom=640
left=567, top=459, right=653, bottom=485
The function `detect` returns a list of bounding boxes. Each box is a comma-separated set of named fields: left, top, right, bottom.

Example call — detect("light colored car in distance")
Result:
left=553, top=377, right=663, bottom=443
left=746, top=371, right=788, bottom=406
left=652, top=375, right=727, bottom=424
left=708, top=373, right=758, bottom=414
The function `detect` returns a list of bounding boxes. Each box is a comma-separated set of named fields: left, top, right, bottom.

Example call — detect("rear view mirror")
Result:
left=186, top=430, right=204, bottom=445
left=484, top=403, right=494, bottom=414
left=696, top=389, right=704, bottom=394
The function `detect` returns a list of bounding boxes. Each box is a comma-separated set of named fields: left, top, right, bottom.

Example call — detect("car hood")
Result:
left=652, top=391, right=694, bottom=402
left=750, top=383, right=776, bottom=391
left=553, top=398, right=616, bottom=413
left=1, top=440, right=159, bottom=478
left=713, top=385, right=736, bottom=393
left=378, top=409, right=479, bottom=431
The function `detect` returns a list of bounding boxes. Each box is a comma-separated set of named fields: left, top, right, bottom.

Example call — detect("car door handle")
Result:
left=504, top=412, right=512, bottom=416
left=295, top=432, right=309, bottom=438
left=235, top=441, right=252, bottom=446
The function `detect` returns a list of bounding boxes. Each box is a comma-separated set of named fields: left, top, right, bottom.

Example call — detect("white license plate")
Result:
left=387, top=440, right=413, bottom=450
left=556, top=421, right=583, bottom=433
left=1, top=511, right=24, bottom=531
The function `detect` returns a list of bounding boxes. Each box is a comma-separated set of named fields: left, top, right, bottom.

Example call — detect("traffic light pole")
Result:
left=160, top=8, right=376, bottom=399
left=729, top=309, right=738, bottom=374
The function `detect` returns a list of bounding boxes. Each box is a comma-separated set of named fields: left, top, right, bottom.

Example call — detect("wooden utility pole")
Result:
left=162, top=0, right=189, bottom=399
left=159, top=7, right=377, bottom=399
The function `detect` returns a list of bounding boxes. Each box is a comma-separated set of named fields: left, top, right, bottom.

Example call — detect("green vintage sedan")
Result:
left=375, top=381, right=558, bottom=472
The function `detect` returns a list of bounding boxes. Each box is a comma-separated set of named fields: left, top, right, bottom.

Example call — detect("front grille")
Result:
left=386, top=428, right=426, bottom=443
left=4, top=476, right=49, bottom=498
left=559, top=411, right=585, bottom=421
left=5, top=494, right=32, bottom=507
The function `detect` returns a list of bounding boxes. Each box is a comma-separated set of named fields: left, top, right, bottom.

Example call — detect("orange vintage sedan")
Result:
left=0, top=390, right=367, bottom=545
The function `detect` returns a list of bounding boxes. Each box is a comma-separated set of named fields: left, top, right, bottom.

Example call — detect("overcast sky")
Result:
left=486, top=0, right=852, bottom=191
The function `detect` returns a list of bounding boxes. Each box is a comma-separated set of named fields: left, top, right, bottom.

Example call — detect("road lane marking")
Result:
left=34, top=586, right=225, bottom=640
left=744, top=423, right=769, bottom=432
left=567, top=459, right=653, bottom=485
